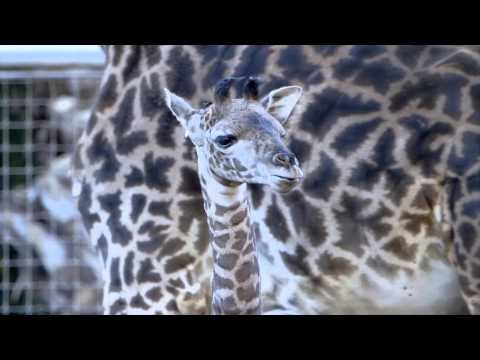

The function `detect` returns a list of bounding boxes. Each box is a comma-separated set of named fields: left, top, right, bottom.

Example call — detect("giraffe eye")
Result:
left=215, top=135, right=237, bottom=148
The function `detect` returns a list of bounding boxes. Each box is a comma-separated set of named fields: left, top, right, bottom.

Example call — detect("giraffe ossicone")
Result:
left=164, top=78, right=304, bottom=314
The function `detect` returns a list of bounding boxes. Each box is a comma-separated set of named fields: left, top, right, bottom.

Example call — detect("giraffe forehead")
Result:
left=212, top=111, right=285, bottom=138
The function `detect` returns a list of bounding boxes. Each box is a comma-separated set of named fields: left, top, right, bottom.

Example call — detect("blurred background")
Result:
left=0, top=45, right=105, bottom=314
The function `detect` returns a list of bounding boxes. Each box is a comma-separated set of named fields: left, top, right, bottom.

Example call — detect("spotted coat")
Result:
left=73, top=45, right=480, bottom=314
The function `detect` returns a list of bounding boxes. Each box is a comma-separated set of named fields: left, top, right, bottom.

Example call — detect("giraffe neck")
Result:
left=196, top=150, right=261, bottom=315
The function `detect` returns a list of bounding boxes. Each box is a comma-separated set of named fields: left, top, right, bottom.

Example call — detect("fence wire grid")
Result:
left=0, top=55, right=105, bottom=314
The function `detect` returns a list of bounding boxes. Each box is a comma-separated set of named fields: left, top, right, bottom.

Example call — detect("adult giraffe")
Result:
left=73, top=45, right=480, bottom=314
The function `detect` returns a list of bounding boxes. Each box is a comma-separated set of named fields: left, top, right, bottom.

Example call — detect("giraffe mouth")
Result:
left=270, top=175, right=302, bottom=193
left=270, top=174, right=303, bottom=193
left=272, top=175, right=300, bottom=183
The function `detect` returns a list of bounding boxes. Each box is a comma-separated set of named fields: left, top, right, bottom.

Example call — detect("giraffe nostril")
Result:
left=273, top=152, right=296, bottom=167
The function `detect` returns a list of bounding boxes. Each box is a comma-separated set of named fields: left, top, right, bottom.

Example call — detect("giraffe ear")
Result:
left=260, top=86, right=303, bottom=125
left=164, top=88, right=204, bottom=146
left=164, top=88, right=195, bottom=129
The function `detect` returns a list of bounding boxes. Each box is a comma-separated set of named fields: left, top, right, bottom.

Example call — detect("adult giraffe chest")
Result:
left=250, top=121, right=466, bottom=314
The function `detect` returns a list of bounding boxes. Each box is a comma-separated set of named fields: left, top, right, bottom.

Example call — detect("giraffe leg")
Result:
left=263, top=309, right=302, bottom=315
left=261, top=299, right=303, bottom=315
left=446, top=176, right=480, bottom=314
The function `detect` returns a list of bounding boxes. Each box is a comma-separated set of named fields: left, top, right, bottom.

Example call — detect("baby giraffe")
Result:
left=164, top=78, right=303, bottom=315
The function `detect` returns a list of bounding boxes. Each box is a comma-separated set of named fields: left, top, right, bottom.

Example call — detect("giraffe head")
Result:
left=164, top=77, right=304, bottom=193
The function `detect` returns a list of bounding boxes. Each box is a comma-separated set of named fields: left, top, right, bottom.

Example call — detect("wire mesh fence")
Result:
left=0, top=47, right=105, bottom=314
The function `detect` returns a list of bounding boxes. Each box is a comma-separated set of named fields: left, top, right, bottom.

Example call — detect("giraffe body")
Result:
left=73, top=46, right=480, bottom=314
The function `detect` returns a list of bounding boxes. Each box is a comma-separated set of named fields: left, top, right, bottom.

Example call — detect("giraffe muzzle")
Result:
left=272, top=152, right=298, bottom=168
left=269, top=163, right=304, bottom=193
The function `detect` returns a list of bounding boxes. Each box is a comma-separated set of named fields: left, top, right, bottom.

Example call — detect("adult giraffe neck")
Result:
left=196, top=150, right=261, bottom=315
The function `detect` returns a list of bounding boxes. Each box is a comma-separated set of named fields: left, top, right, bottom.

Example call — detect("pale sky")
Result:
left=0, top=45, right=105, bottom=65
left=0, top=45, right=101, bottom=52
